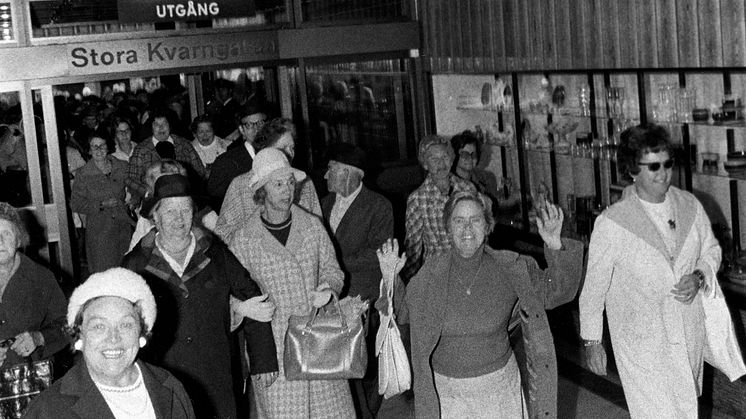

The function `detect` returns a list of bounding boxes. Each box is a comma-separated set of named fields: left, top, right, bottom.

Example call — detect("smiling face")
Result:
left=424, top=144, right=453, bottom=183
left=152, top=196, right=193, bottom=242
left=80, top=296, right=141, bottom=387
left=152, top=117, right=171, bottom=142
left=633, top=150, right=672, bottom=203
left=449, top=199, right=487, bottom=258
left=0, top=219, right=18, bottom=267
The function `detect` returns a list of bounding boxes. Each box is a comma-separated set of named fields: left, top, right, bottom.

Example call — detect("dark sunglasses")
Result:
left=638, top=159, right=674, bottom=172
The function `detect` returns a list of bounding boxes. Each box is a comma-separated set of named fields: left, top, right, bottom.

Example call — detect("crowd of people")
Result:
left=0, top=83, right=742, bottom=419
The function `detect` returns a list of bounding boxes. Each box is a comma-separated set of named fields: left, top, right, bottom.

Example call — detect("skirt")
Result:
left=434, top=353, right=527, bottom=419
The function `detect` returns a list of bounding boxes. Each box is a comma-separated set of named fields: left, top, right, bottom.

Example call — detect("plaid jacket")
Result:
left=125, top=135, right=207, bottom=202
left=402, top=174, right=476, bottom=280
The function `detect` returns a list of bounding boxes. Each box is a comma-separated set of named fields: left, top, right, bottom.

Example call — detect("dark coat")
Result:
left=206, top=144, right=253, bottom=212
left=121, top=228, right=278, bottom=419
left=405, top=240, right=584, bottom=419
left=0, top=254, right=67, bottom=369
left=321, top=186, right=394, bottom=300
left=24, top=360, right=195, bottom=419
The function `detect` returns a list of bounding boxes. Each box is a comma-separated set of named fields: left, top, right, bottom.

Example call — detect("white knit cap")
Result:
left=67, top=267, right=157, bottom=333
left=248, top=148, right=306, bottom=194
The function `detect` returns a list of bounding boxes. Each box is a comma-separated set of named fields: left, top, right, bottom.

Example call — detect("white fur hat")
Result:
left=67, top=267, right=157, bottom=333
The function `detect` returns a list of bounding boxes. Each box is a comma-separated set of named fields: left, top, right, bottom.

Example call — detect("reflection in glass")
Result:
left=305, top=59, right=416, bottom=166
left=0, top=3, right=12, bottom=41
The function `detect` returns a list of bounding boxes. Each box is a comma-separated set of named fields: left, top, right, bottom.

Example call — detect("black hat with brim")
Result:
left=140, top=174, right=203, bottom=218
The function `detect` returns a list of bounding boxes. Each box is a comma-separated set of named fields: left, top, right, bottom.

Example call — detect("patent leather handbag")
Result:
left=284, top=295, right=367, bottom=380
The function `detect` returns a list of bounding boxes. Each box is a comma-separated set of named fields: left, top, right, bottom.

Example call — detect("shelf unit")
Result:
left=453, top=69, right=746, bottom=267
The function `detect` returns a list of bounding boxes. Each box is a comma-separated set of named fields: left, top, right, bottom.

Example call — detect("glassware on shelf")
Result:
left=578, top=85, right=591, bottom=116
left=700, top=152, right=719, bottom=175
left=606, top=86, right=625, bottom=118
left=676, top=88, right=696, bottom=123
left=654, top=83, right=677, bottom=122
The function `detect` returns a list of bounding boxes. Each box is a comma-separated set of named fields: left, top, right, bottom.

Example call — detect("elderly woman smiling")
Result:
left=380, top=191, right=583, bottom=418
left=25, top=267, right=195, bottom=418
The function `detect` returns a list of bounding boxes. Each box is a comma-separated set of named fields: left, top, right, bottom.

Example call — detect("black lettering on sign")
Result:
left=71, top=47, right=88, bottom=67
left=70, top=47, right=139, bottom=67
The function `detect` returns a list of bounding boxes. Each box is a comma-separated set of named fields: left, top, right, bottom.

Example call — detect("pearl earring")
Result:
left=74, top=340, right=82, bottom=351
left=139, top=337, right=147, bottom=348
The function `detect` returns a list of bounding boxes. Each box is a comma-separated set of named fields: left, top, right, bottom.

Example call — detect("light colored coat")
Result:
left=229, top=205, right=354, bottom=418
left=579, top=186, right=744, bottom=419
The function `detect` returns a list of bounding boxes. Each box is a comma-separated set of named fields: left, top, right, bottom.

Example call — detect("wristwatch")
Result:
left=582, top=339, right=602, bottom=347
left=692, top=269, right=706, bottom=289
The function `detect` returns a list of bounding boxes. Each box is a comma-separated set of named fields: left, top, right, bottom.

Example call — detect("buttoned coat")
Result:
left=228, top=205, right=355, bottom=418
left=579, top=186, right=744, bottom=418
left=70, top=156, right=132, bottom=273
left=122, top=228, right=277, bottom=419
left=215, top=172, right=321, bottom=244
left=321, top=186, right=393, bottom=300
left=207, top=144, right=253, bottom=212
left=405, top=240, right=584, bottom=419
left=24, top=360, right=195, bottom=419
left=0, top=254, right=67, bottom=369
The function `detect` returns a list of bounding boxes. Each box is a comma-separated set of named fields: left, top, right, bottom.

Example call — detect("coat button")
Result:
left=186, top=337, right=193, bottom=343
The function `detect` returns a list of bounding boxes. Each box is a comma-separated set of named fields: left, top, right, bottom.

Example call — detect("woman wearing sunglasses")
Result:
left=579, top=124, right=745, bottom=418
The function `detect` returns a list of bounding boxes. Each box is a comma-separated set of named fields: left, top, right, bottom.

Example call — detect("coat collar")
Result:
left=61, top=360, right=173, bottom=419
left=605, top=186, right=696, bottom=264
left=138, top=227, right=213, bottom=296
left=330, top=186, right=368, bottom=239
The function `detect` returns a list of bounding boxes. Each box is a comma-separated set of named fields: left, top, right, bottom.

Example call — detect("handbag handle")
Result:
left=304, top=293, right=349, bottom=332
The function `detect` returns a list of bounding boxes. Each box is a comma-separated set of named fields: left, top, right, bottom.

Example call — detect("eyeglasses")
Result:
left=459, top=151, right=477, bottom=160
left=90, top=144, right=108, bottom=151
left=242, top=119, right=266, bottom=129
left=638, top=159, right=674, bottom=172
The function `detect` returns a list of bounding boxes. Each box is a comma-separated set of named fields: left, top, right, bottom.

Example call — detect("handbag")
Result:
left=284, top=294, right=368, bottom=380
left=701, top=284, right=746, bottom=381
left=0, top=358, right=53, bottom=417
left=375, top=277, right=411, bottom=398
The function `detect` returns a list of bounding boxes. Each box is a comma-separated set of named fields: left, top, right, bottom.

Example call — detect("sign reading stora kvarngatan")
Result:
left=66, top=32, right=278, bottom=75
left=118, top=0, right=255, bottom=23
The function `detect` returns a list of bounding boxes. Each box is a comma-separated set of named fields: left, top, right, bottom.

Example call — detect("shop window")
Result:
left=304, top=59, right=417, bottom=167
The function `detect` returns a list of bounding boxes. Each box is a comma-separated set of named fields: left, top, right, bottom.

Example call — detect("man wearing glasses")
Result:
left=207, top=102, right=268, bottom=212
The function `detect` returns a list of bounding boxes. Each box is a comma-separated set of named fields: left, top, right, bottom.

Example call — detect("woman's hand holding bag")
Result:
left=375, top=239, right=411, bottom=398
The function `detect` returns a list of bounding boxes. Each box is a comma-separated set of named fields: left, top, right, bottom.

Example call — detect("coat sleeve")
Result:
left=215, top=177, right=251, bottom=243
left=344, top=198, right=394, bottom=273
left=402, top=194, right=424, bottom=281
left=692, top=202, right=722, bottom=298
left=37, top=272, right=69, bottom=360
left=579, top=215, right=618, bottom=341
left=70, top=171, right=98, bottom=215
left=316, top=219, right=345, bottom=294
left=522, top=237, right=584, bottom=311
left=125, top=145, right=149, bottom=203
left=218, top=244, right=279, bottom=375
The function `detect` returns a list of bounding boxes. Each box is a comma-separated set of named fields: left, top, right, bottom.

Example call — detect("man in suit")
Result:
left=321, top=143, right=393, bottom=419
left=206, top=103, right=267, bottom=212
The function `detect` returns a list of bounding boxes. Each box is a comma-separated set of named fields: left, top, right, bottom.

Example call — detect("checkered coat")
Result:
left=215, top=171, right=322, bottom=244
left=228, top=205, right=355, bottom=418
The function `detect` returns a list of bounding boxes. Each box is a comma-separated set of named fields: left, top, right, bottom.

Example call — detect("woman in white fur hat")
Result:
left=25, top=267, right=195, bottom=419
